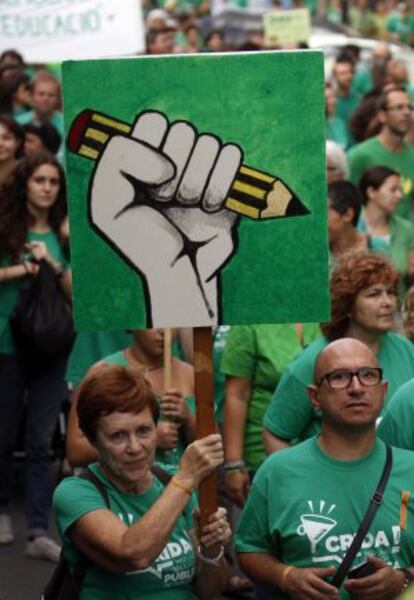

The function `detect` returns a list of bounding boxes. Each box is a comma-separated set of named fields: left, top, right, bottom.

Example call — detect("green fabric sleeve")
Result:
left=220, top=326, right=256, bottom=379
left=235, top=471, right=276, bottom=554
left=262, top=369, right=314, bottom=440
left=377, top=413, right=406, bottom=448
left=53, top=476, right=108, bottom=536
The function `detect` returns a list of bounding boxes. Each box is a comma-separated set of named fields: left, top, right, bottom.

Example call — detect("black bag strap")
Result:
left=68, top=465, right=173, bottom=579
left=331, top=445, right=393, bottom=588
left=69, top=469, right=111, bottom=579
left=151, top=464, right=173, bottom=486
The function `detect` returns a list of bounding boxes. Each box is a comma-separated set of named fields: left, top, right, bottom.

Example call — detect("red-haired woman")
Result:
left=262, top=251, right=414, bottom=454
left=65, top=328, right=195, bottom=472
left=54, top=364, right=230, bottom=599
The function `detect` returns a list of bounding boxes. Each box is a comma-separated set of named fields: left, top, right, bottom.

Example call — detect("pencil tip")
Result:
left=286, top=195, right=310, bottom=217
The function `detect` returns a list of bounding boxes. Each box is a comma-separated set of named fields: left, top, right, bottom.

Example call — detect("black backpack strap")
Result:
left=78, top=469, right=111, bottom=507
left=70, top=469, right=111, bottom=579
left=331, top=445, right=393, bottom=588
left=151, top=464, right=173, bottom=486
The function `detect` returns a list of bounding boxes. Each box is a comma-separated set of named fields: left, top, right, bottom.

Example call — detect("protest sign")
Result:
left=264, top=8, right=311, bottom=47
left=62, top=51, right=329, bottom=330
left=0, top=0, right=144, bottom=62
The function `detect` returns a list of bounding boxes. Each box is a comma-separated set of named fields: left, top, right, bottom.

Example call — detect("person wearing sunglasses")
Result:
left=236, top=337, right=414, bottom=599
left=263, top=251, right=414, bottom=455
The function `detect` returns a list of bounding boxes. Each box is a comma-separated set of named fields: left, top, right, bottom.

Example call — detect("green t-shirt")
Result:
left=334, top=92, right=360, bottom=141
left=263, top=333, right=414, bottom=442
left=357, top=212, right=414, bottom=292
left=104, top=350, right=195, bottom=474
left=65, top=331, right=132, bottom=385
left=348, top=137, right=414, bottom=219
left=235, top=438, right=414, bottom=599
left=378, top=378, right=414, bottom=449
left=220, top=323, right=321, bottom=471
left=16, top=109, right=64, bottom=136
left=53, top=463, right=197, bottom=600
left=352, top=68, right=373, bottom=97
left=213, top=326, right=230, bottom=427
left=386, top=13, right=414, bottom=44
left=349, top=7, right=375, bottom=36
left=326, top=116, right=349, bottom=150
left=0, top=229, right=68, bottom=355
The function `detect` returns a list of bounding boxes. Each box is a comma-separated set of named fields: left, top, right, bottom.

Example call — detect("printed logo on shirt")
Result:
left=297, top=500, right=338, bottom=554
left=126, top=536, right=196, bottom=587
left=296, top=499, right=401, bottom=566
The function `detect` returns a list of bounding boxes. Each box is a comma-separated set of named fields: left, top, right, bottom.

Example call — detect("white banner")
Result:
left=0, top=0, right=145, bottom=63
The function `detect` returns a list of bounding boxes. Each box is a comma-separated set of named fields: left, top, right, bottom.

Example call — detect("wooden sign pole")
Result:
left=163, top=328, right=172, bottom=390
left=193, top=326, right=219, bottom=553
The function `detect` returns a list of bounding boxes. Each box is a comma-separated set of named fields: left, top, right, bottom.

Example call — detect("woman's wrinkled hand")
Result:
left=176, top=434, right=224, bottom=490
left=197, top=507, right=231, bottom=548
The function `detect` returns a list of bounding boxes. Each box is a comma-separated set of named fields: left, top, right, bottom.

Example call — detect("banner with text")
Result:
left=0, top=0, right=144, bottom=63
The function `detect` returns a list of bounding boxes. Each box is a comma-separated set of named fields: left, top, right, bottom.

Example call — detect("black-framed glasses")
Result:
left=384, top=104, right=414, bottom=112
left=317, top=367, right=383, bottom=390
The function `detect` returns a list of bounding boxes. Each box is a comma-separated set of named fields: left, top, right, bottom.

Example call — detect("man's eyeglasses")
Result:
left=384, top=104, right=414, bottom=112
left=317, top=367, right=383, bottom=390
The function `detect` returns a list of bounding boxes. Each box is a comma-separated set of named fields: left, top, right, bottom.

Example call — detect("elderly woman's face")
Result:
left=351, top=282, right=397, bottom=335
left=95, top=406, right=157, bottom=492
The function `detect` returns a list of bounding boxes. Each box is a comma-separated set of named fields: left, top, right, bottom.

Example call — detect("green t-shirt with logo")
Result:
left=235, top=438, right=414, bottom=599
left=220, top=323, right=321, bottom=471
left=263, top=333, right=414, bottom=442
left=53, top=463, right=197, bottom=599
left=348, top=137, right=414, bottom=219
left=0, top=229, right=68, bottom=355
left=104, top=350, right=195, bottom=474
left=378, top=378, right=414, bottom=450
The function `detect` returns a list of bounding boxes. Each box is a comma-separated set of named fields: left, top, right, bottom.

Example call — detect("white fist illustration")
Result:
left=90, top=111, right=242, bottom=327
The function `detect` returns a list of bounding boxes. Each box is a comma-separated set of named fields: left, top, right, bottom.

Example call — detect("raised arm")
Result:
left=65, top=435, right=224, bottom=572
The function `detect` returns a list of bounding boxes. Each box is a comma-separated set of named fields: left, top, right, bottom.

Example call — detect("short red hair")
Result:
left=77, top=364, right=159, bottom=442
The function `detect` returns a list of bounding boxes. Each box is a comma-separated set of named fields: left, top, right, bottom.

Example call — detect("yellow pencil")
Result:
left=67, top=109, right=309, bottom=220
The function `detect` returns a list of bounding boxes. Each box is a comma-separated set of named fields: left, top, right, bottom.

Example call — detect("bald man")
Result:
left=235, top=338, right=414, bottom=599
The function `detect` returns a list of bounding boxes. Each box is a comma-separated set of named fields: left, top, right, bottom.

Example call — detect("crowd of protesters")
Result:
left=1, top=0, right=414, bottom=598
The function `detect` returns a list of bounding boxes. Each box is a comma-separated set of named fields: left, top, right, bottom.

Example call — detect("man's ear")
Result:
left=378, top=108, right=386, bottom=126
left=307, top=384, right=320, bottom=411
left=343, top=207, right=355, bottom=225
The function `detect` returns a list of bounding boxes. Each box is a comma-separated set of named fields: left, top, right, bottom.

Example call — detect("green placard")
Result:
left=62, top=51, right=329, bottom=330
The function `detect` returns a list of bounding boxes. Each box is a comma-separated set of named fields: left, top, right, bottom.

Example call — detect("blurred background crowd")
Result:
left=1, top=0, right=414, bottom=598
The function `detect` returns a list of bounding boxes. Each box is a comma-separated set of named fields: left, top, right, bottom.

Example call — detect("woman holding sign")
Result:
left=54, top=364, right=230, bottom=599
left=66, top=328, right=195, bottom=473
